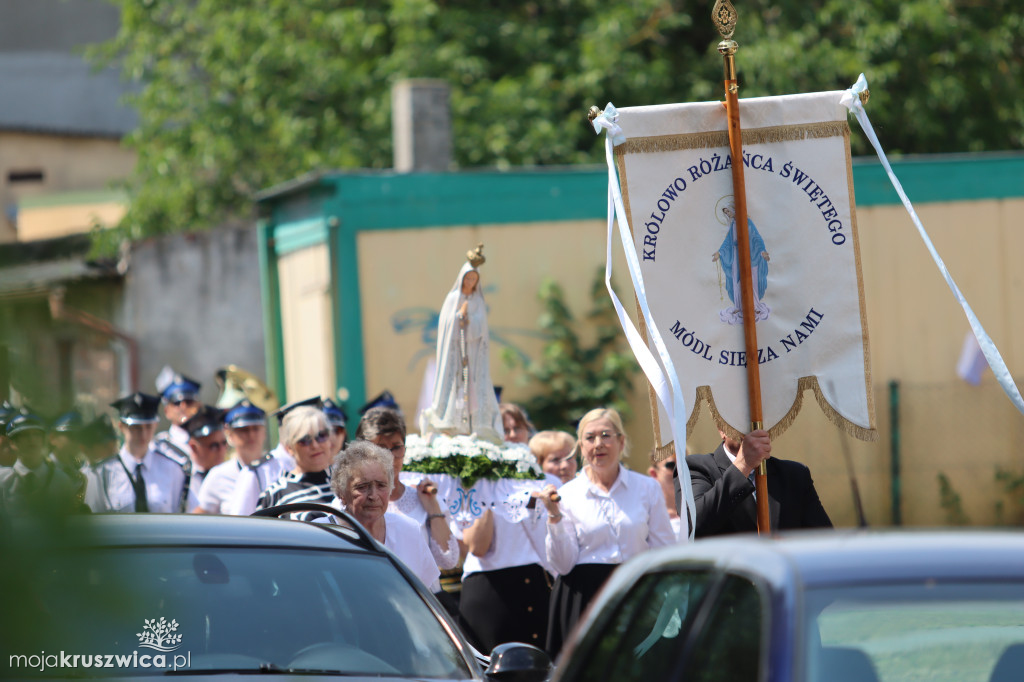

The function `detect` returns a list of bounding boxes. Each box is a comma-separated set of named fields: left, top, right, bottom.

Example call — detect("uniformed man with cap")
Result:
left=0, top=401, right=17, bottom=468
left=77, top=415, right=120, bottom=513
left=154, top=369, right=202, bottom=461
left=181, top=405, right=228, bottom=512
left=194, top=400, right=267, bottom=514
left=48, top=409, right=88, bottom=502
left=358, top=390, right=401, bottom=417
left=223, top=396, right=320, bottom=516
left=95, top=392, right=190, bottom=513
left=0, top=411, right=81, bottom=513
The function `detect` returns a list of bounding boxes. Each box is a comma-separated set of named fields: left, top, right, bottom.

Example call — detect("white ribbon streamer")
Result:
left=594, top=103, right=696, bottom=541
left=841, top=75, right=1024, bottom=416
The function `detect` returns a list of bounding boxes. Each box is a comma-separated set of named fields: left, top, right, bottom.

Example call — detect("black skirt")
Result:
left=458, top=563, right=551, bottom=653
left=546, top=563, right=618, bottom=658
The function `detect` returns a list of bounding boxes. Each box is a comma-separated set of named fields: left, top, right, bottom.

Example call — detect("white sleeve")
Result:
left=196, top=470, right=223, bottom=513
left=428, top=527, right=461, bottom=570
left=545, top=514, right=580, bottom=577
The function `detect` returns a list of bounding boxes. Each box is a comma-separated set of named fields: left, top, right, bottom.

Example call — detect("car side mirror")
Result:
left=484, top=642, right=553, bottom=682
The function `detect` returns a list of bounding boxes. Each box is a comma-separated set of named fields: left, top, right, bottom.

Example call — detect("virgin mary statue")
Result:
left=419, top=245, right=504, bottom=443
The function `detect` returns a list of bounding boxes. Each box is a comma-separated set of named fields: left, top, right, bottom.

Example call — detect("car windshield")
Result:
left=804, top=581, right=1024, bottom=682
left=13, top=546, right=473, bottom=679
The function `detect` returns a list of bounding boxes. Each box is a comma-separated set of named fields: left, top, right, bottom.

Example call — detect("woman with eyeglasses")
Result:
left=537, top=407, right=676, bottom=657
left=254, top=406, right=334, bottom=510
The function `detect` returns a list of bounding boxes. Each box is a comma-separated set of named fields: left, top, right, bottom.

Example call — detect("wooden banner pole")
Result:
left=713, top=0, right=770, bottom=534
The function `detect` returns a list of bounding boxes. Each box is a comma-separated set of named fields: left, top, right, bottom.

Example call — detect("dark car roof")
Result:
left=624, top=529, right=1024, bottom=592
left=59, top=513, right=374, bottom=552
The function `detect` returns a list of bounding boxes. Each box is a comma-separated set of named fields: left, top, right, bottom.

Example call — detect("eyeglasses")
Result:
left=582, top=430, right=620, bottom=444
left=295, top=430, right=330, bottom=447
left=171, top=399, right=199, bottom=407
left=663, top=460, right=676, bottom=472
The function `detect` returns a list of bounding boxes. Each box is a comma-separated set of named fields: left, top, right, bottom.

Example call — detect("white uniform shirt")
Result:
left=186, top=469, right=209, bottom=512
left=223, top=446, right=295, bottom=516
left=156, top=424, right=191, bottom=452
left=98, top=446, right=188, bottom=513
left=384, top=510, right=441, bottom=592
left=82, top=461, right=107, bottom=513
left=546, top=464, right=676, bottom=576
left=196, top=458, right=244, bottom=514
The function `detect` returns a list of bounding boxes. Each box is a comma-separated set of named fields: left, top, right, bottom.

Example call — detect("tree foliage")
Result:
left=502, top=267, right=638, bottom=433
left=92, top=0, right=1024, bottom=245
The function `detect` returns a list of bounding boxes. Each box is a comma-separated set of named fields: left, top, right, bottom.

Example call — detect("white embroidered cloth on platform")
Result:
left=612, top=91, right=877, bottom=450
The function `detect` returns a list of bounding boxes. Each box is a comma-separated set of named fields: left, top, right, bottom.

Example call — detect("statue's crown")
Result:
left=466, top=243, right=486, bottom=268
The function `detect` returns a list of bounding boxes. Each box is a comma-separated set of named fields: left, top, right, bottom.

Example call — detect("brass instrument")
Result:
left=214, top=365, right=279, bottom=414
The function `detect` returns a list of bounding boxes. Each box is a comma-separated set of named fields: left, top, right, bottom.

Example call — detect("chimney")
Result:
left=392, top=79, right=452, bottom=173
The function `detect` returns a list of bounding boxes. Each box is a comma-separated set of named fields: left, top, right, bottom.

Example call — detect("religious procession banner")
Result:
left=613, top=91, right=877, bottom=451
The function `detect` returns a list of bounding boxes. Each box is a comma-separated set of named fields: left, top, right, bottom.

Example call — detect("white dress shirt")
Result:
left=546, top=464, right=676, bottom=576
left=460, top=511, right=552, bottom=577
left=223, top=446, right=295, bottom=516
left=384, top=510, right=441, bottom=591
left=99, top=446, right=188, bottom=513
left=196, top=458, right=245, bottom=514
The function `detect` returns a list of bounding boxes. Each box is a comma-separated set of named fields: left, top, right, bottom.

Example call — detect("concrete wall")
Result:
left=125, top=224, right=267, bottom=409
left=0, top=131, right=136, bottom=242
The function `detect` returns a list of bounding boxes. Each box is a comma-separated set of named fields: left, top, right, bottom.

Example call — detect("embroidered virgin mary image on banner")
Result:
left=613, top=91, right=877, bottom=451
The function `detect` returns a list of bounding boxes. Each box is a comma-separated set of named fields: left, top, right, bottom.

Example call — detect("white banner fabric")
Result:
left=614, top=91, right=876, bottom=450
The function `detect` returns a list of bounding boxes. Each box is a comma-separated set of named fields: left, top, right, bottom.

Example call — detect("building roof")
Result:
left=0, top=52, right=138, bottom=138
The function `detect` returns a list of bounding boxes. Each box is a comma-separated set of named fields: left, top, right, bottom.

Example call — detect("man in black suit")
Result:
left=674, top=429, right=832, bottom=537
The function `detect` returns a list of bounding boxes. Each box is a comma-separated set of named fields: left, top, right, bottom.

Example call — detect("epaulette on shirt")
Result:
left=153, top=440, right=192, bottom=472
left=247, top=452, right=274, bottom=470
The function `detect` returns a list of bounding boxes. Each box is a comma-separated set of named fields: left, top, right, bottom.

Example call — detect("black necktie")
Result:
left=133, top=463, right=149, bottom=512
left=21, top=472, right=37, bottom=495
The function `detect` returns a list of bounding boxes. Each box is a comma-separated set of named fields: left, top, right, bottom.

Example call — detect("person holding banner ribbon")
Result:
left=538, top=407, right=675, bottom=656
left=678, top=429, right=832, bottom=537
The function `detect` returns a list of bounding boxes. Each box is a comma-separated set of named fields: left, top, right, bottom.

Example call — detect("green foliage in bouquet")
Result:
left=404, top=435, right=543, bottom=489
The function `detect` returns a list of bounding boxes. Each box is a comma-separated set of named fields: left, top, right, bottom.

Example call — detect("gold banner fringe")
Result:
left=696, top=377, right=878, bottom=445
left=616, top=120, right=850, bottom=156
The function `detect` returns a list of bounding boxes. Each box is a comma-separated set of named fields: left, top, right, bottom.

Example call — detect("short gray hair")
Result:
left=280, top=406, right=328, bottom=448
left=332, top=440, right=394, bottom=500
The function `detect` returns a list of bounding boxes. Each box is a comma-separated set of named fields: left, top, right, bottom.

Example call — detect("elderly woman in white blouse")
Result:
left=353, top=408, right=459, bottom=600
left=538, top=407, right=676, bottom=656
left=332, top=440, right=439, bottom=590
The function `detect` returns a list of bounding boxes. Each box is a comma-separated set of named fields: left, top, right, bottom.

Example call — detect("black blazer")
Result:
left=675, top=443, right=832, bottom=537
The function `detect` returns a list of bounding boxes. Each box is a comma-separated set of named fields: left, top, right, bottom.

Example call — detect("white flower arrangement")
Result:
left=404, top=433, right=543, bottom=487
